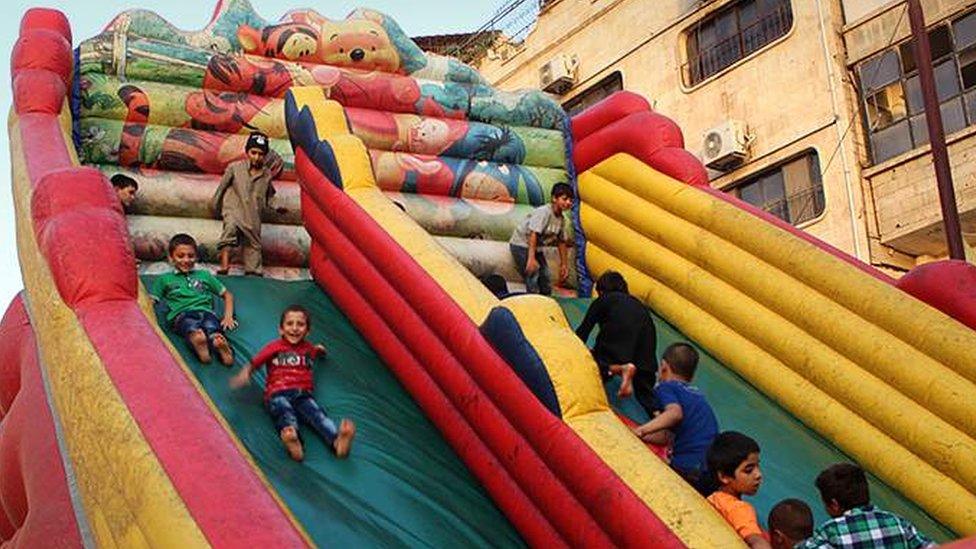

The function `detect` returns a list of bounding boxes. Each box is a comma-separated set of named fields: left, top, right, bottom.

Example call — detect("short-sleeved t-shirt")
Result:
left=653, top=379, right=718, bottom=471
left=151, top=269, right=225, bottom=323
left=509, top=204, right=568, bottom=247
left=707, top=491, right=764, bottom=540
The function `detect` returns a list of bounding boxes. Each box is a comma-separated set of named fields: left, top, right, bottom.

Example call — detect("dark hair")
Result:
left=551, top=182, right=574, bottom=200
left=768, top=499, right=814, bottom=540
left=662, top=342, right=699, bottom=379
left=595, top=271, right=628, bottom=294
left=481, top=273, right=509, bottom=298
left=815, top=463, right=869, bottom=511
left=110, top=173, right=138, bottom=190
left=280, top=304, right=311, bottom=329
left=168, top=233, right=198, bottom=255
left=707, top=431, right=761, bottom=481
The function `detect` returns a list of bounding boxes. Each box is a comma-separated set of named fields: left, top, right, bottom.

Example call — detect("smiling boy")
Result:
left=151, top=233, right=236, bottom=365
left=231, top=304, right=356, bottom=461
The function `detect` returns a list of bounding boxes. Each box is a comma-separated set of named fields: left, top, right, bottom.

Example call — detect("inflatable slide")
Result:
left=2, top=0, right=974, bottom=546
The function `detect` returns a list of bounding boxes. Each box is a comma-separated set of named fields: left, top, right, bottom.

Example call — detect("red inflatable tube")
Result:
left=296, top=150, right=684, bottom=548
left=0, top=295, right=83, bottom=546
left=896, top=260, right=976, bottom=331
left=573, top=111, right=687, bottom=174
left=571, top=91, right=651, bottom=142
left=305, top=241, right=565, bottom=547
left=20, top=8, right=72, bottom=44
left=300, top=191, right=611, bottom=546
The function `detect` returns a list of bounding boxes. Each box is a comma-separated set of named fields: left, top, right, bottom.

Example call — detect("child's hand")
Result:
left=314, top=343, right=327, bottom=356
left=229, top=370, right=250, bottom=389
left=221, top=316, right=238, bottom=330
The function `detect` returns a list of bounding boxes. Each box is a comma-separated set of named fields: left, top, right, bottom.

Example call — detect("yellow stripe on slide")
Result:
left=10, top=112, right=209, bottom=547
left=590, top=154, right=976, bottom=383
left=294, top=89, right=743, bottom=547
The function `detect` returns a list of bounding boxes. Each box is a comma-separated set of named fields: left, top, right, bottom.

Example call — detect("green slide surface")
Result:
left=146, top=275, right=523, bottom=548
left=558, top=298, right=955, bottom=541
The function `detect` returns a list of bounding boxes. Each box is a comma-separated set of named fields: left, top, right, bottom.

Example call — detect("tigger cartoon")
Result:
left=237, top=22, right=319, bottom=62
left=117, top=84, right=150, bottom=167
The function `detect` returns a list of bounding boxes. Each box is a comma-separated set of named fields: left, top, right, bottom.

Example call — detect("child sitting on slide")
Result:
left=150, top=233, right=236, bottom=365
left=231, top=304, right=356, bottom=461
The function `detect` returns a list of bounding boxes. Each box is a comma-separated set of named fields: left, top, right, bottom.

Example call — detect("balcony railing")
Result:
left=682, top=5, right=793, bottom=86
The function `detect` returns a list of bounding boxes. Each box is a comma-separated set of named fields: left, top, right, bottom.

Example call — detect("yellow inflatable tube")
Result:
left=578, top=153, right=976, bottom=535
left=289, top=87, right=742, bottom=546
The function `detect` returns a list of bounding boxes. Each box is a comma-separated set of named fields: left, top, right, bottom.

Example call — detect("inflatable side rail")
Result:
left=0, top=296, right=83, bottom=546
left=286, top=87, right=689, bottom=548
left=5, top=9, right=308, bottom=546
left=571, top=92, right=976, bottom=536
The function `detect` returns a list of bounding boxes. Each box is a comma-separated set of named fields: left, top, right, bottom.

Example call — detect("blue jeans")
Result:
left=510, top=244, right=552, bottom=295
left=172, top=310, right=222, bottom=339
left=267, top=389, right=338, bottom=447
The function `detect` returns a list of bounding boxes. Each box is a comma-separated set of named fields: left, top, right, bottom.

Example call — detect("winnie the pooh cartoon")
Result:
left=284, top=11, right=401, bottom=73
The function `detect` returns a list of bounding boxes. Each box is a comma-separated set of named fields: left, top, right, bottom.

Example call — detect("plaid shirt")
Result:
left=798, top=505, right=934, bottom=549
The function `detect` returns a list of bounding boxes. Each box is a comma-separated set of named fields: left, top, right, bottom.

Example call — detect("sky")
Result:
left=0, top=0, right=505, bottom=311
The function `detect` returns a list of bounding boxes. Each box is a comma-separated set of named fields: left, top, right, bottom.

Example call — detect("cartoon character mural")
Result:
left=237, top=21, right=319, bottom=62
left=279, top=10, right=401, bottom=73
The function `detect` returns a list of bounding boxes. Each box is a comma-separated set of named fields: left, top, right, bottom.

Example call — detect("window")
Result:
left=683, top=0, right=793, bottom=86
left=732, top=151, right=825, bottom=225
left=858, top=9, right=976, bottom=164
left=563, top=72, right=623, bottom=116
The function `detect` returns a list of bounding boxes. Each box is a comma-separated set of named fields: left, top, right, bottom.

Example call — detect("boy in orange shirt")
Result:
left=706, top=431, right=771, bottom=549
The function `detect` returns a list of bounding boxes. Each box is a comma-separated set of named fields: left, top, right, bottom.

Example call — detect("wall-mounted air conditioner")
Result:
left=539, top=53, right=579, bottom=95
left=701, top=120, right=750, bottom=171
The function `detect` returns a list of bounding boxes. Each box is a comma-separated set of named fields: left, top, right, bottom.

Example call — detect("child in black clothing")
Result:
left=575, top=271, right=658, bottom=416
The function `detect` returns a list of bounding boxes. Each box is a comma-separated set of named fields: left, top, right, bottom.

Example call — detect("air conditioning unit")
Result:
left=539, top=54, right=579, bottom=95
left=701, top=120, right=750, bottom=171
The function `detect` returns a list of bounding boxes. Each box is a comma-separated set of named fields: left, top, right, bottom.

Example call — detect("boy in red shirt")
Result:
left=231, top=304, right=355, bottom=461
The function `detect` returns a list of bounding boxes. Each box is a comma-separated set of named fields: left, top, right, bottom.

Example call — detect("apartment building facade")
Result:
left=472, top=0, right=976, bottom=272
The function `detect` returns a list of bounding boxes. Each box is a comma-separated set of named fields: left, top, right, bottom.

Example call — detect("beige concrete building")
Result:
left=471, top=0, right=976, bottom=271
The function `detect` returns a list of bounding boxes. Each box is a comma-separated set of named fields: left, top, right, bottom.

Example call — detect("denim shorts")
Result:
left=171, top=310, right=222, bottom=339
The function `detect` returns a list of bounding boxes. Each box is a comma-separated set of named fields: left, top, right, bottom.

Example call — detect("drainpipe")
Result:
left=815, top=0, right=864, bottom=259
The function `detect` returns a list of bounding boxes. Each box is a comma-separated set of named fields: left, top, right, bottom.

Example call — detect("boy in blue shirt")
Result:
left=633, top=342, right=718, bottom=494
left=151, top=233, right=237, bottom=365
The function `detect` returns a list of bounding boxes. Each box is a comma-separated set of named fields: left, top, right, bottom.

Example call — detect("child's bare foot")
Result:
left=212, top=334, right=234, bottom=366
left=617, top=363, right=636, bottom=398
left=188, top=330, right=211, bottom=363
left=280, top=426, right=304, bottom=461
left=333, top=419, right=356, bottom=459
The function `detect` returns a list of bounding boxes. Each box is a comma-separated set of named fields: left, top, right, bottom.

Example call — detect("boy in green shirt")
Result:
left=151, top=233, right=237, bottom=365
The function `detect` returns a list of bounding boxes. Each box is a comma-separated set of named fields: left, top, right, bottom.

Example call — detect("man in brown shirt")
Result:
left=211, top=132, right=284, bottom=275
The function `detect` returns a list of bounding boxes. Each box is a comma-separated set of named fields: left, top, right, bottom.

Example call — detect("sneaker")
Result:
left=333, top=419, right=356, bottom=459
left=280, top=426, right=304, bottom=461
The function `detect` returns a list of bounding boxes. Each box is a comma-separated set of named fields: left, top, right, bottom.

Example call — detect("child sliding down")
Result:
left=232, top=304, right=355, bottom=460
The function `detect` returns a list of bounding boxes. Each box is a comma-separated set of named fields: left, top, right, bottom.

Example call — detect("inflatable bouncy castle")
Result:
left=3, top=1, right=976, bottom=546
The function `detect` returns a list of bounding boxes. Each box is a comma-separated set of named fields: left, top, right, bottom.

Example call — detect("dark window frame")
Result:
left=857, top=9, right=976, bottom=165
left=682, top=0, right=794, bottom=86
left=731, top=149, right=826, bottom=226
left=562, top=71, right=624, bottom=116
